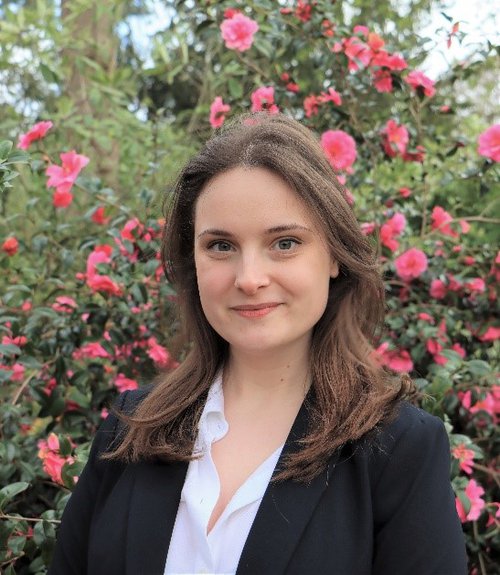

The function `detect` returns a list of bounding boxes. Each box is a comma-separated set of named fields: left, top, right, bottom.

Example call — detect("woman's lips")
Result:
left=231, top=303, right=281, bottom=318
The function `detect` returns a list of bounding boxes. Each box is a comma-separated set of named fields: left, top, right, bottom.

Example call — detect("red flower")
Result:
left=52, top=296, right=77, bottom=313
left=220, top=13, right=259, bottom=52
left=477, top=124, right=500, bottom=162
left=398, top=187, right=411, bottom=198
left=53, top=188, right=73, bottom=208
left=402, top=145, right=426, bottom=163
left=320, top=130, right=357, bottom=173
left=91, top=206, right=110, bottom=225
left=452, top=444, right=475, bottom=474
left=17, top=120, right=53, bottom=150
left=394, top=247, right=428, bottom=281
left=367, top=32, right=385, bottom=51
left=2, top=236, right=19, bottom=256
left=382, top=119, right=409, bottom=157
left=295, top=0, right=312, bottom=22
left=250, top=86, right=279, bottom=114
left=405, top=70, right=436, bottom=98
left=209, top=96, right=231, bottom=128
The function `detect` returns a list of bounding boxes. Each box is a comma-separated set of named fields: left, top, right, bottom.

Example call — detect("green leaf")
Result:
left=0, top=141, right=13, bottom=160
left=0, top=482, right=29, bottom=511
left=228, top=77, right=243, bottom=99
left=466, top=360, right=491, bottom=376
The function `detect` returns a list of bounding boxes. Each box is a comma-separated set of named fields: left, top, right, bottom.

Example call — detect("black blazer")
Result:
left=49, top=390, right=467, bottom=575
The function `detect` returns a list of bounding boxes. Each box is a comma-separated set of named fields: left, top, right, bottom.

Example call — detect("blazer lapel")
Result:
left=237, top=398, right=340, bottom=575
left=126, top=459, right=188, bottom=575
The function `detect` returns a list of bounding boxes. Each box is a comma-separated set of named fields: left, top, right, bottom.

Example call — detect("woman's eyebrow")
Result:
left=197, top=224, right=312, bottom=239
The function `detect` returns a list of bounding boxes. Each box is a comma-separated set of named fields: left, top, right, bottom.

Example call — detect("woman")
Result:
left=49, top=113, right=467, bottom=574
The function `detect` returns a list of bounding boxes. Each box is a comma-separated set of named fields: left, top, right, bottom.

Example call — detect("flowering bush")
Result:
left=0, top=1, right=498, bottom=573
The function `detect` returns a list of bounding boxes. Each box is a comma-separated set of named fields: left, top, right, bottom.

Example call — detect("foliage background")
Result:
left=0, top=0, right=499, bottom=573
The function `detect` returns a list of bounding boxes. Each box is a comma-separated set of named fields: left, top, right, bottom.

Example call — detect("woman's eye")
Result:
left=274, top=238, right=299, bottom=251
left=208, top=240, right=233, bottom=252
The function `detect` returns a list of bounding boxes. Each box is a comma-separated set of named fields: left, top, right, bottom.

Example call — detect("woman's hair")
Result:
left=106, top=112, right=413, bottom=482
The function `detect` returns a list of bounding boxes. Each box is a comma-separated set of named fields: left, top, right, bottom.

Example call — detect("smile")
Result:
left=231, top=303, right=281, bottom=318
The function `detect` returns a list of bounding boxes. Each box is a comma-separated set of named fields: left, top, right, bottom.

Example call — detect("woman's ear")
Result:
left=330, top=260, right=340, bottom=278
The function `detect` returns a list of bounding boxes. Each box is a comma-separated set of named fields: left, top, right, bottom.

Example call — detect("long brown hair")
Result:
left=106, top=112, right=413, bottom=481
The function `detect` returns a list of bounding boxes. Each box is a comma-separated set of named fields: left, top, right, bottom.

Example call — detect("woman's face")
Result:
left=193, top=166, right=339, bottom=358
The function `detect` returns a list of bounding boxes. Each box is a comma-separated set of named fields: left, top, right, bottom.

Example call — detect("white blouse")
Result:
left=164, top=374, right=283, bottom=575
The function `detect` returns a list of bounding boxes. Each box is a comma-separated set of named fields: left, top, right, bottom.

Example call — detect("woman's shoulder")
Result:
left=350, top=400, right=450, bottom=472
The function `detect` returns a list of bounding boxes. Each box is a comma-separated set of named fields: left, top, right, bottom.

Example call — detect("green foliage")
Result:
left=0, top=0, right=499, bottom=573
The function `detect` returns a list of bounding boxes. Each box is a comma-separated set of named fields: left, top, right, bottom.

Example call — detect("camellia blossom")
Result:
left=295, top=0, right=312, bottom=22
left=456, top=479, right=486, bottom=522
left=380, top=212, right=406, bottom=252
left=53, top=188, right=73, bottom=208
left=405, top=70, right=436, bottom=98
left=86, top=245, right=122, bottom=296
left=17, top=120, right=53, bottom=150
left=372, top=69, right=393, bottom=93
left=303, top=95, right=320, bottom=118
left=320, top=130, right=357, bottom=173
left=477, top=124, right=500, bottom=162
left=394, top=247, right=428, bottom=281
left=477, top=326, right=500, bottom=342
left=220, top=13, right=259, bottom=52
left=47, top=150, right=89, bottom=209
left=91, top=206, right=110, bottom=225
left=452, top=444, right=475, bottom=474
left=209, top=96, right=231, bottom=128
left=52, top=296, right=78, bottom=313
left=431, top=206, right=461, bottom=238
left=430, top=278, right=447, bottom=299
left=37, top=433, right=75, bottom=485
left=115, top=373, right=139, bottom=392
left=2, top=236, right=19, bottom=256
left=318, top=87, right=342, bottom=106
left=382, top=119, right=409, bottom=157
left=250, top=86, right=279, bottom=114
left=374, top=342, right=413, bottom=372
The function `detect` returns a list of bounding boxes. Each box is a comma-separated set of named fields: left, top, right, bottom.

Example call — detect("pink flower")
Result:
left=367, top=32, right=384, bottom=51
left=452, top=444, right=475, bottom=474
left=372, top=69, right=393, bottom=93
left=382, top=119, right=409, bottom=157
left=430, top=279, right=447, bottom=299
left=17, top=121, right=53, bottom=150
left=87, top=274, right=122, bottom=296
left=398, top=187, right=412, bottom=198
left=394, top=247, right=428, bottom=281
left=209, top=97, right=231, bottom=128
left=73, top=342, right=110, bottom=360
left=418, top=312, right=434, bottom=323
left=465, top=278, right=486, bottom=293
left=115, top=373, right=139, bottom=392
left=37, top=433, right=75, bottom=485
left=343, top=36, right=372, bottom=71
left=477, top=124, right=500, bottom=162
left=86, top=245, right=113, bottom=277
left=147, top=337, right=172, bottom=368
left=380, top=212, right=406, bottom=252
left=46, top=150, right=90, bottom=194
left=304, top=95, right=320, bottom=118
left=318, top=87, right=342, bottom=106
left=375, top=342, right=413, bottom=372
left=2, top=335, right=27, bottom=347
left=361, top=222, right=376, bottom=235
left=320, top=130, right=357, bottom=173
left=405, top=70, right=436, bottom=97
left=250, top=86, right=279, bottom=113
left=120, top=218, right=144, bottom=241
left=370, top=51, right=407, bottom=71
left=456, top=479, right=485, bottom=522
left=2, top=236, right=18, bottom=256
left=477, top=326, right=500, bottom=342
left=431, top=206, right=459, bottom=238
left=220, top=13, right=259, bottom=52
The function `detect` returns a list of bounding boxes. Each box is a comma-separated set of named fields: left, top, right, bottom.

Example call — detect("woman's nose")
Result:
left=234, top=254, right=271, bottom=294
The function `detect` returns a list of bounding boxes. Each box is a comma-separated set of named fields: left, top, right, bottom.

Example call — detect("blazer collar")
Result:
left=237, top=396, right=339, bottom=575
left=124, top=394, right=338, bottom=575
